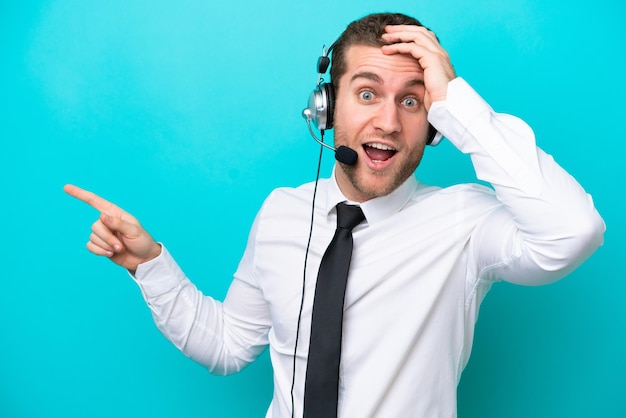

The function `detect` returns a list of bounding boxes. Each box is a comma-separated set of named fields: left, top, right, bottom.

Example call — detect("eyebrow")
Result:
left=350, top=71, right=425, bottom=88
left=350, top=71, right=383, bottom=84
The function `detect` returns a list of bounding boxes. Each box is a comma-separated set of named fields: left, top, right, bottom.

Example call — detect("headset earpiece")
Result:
left=427, top=125, right=437, bottom=145
left=305, top=81, right=334, bottom=131
left=303, top=45, right=335, bottom=132
left=321, top=82, right=334, bottom=130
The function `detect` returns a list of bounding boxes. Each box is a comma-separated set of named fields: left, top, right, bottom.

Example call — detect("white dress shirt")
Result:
left=132, top=78, right=605, bottom=418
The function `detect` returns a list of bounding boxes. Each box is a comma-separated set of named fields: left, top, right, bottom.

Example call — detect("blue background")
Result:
left=1, top=1, right=624, bottom=417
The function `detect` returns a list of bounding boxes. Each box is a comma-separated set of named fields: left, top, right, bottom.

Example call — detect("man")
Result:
left=65, top=12, right=605, bottom=418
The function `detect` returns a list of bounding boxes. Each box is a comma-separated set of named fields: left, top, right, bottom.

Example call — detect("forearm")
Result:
left=132, top=245, right=268, bottom=374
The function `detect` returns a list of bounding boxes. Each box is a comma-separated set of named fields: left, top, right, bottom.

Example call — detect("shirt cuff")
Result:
left=130, top=244, right=187, bottom=299
left=428, top=77, right=493, bottom=148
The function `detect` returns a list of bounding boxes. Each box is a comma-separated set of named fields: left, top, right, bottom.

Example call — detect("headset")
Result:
left=302, top=42, right=442, bottom=166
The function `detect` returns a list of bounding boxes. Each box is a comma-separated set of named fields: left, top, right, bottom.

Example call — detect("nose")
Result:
left=373, top=100, right=401, bottom=134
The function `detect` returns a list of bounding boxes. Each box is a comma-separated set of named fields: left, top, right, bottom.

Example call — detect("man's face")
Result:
left=333, top=44, right=430, bottom=202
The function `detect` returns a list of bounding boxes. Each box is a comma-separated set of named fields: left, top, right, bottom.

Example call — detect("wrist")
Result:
left=128, top=243, right=162, bottom=275
left=144, top=242, right=162, bottom=263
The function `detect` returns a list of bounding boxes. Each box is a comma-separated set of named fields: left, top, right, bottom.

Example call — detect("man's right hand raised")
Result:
left=64, top=184, right=162, bottom=272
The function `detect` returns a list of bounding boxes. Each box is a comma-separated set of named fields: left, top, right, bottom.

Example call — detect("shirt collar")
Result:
left=325, top=166, right=420, bottom=226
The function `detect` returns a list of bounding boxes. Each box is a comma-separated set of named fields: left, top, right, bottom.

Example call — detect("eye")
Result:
left=402, top=97, right=419, bottom=108
left=358, top=90, right=375, bottom=102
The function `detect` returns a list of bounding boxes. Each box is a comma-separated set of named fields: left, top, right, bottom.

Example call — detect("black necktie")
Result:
left=303, top=202, right=365, bottom=418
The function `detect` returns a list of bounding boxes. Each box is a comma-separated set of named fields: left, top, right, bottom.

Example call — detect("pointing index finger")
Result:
left=63, top=184, right=124, bottom=215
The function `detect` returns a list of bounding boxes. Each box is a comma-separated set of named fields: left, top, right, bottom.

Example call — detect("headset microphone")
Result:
left=335, top=145, right=358, bottom=165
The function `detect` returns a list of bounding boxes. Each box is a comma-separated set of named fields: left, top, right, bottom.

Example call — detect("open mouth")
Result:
left=363, top=143, right=397, bottom=162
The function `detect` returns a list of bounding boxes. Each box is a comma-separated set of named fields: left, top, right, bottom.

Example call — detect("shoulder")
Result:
left=256, top=178, right=331, bottom=222
left=263, top=179, right=323, bottom=206
left=411, top=180, right=495, bottom=201
left=407, top=181, right=500, bottom=216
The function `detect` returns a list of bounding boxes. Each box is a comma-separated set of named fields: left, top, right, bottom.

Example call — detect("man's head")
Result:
left=329, top=13, right=432, bottom=202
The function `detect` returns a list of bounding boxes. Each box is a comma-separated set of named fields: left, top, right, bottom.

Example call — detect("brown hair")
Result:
left=329, top=13, right=424, bottom=89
